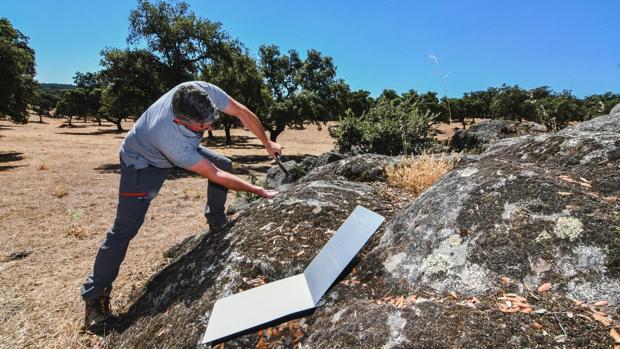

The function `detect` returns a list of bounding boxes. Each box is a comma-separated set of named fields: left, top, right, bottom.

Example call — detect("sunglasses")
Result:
left=173, top=117, right=214, bottom=132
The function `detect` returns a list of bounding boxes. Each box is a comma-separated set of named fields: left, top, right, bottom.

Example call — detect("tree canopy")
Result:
left=0, top=18, right=36, bottom=124
left=128, top=0, right=230, bottom=86
left=99, top=49, right=166, bottom=131
left=259, top=45, right=345, bottom=141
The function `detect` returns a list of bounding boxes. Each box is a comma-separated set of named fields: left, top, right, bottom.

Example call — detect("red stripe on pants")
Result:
left=119, top=192, right=147, bottom=197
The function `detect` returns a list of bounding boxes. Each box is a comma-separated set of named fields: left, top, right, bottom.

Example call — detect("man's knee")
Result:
left=219, top=157, right=233, bottom=172
left=106, top=216, right=145, bottom=245
left=210, top=156, right=232, bottom=173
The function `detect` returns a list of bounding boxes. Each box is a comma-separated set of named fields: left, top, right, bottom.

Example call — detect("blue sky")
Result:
left=1, top=0, right=618, bottom=97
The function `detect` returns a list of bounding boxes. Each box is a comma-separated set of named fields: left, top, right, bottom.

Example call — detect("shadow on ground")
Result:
left=0, top=151, right=25, bottom=172
left=57, top=129, right=126, bottom=136
left=201, top=135, right=265, bottom=149
left=0, top=151, right=24, bottom=163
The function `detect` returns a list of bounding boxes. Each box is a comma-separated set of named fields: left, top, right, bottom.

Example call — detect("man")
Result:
left=81, top=81, right=280, bottom=332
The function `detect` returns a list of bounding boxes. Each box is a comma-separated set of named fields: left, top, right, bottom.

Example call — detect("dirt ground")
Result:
left=0, top=115, right=470, bottom=348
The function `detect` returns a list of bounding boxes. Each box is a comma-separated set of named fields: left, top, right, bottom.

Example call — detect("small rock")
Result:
left=8, top=250, right=32, bottom=261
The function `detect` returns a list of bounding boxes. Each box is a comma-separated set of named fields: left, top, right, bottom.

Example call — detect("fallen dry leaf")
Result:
left=557, top=192, right=572, bottom=196
left=610, top=328, right=620, bottom=343
left=521, top=307, right=533, bottom=314
left=537, top=282, right=552, bottom=293
left=580, top=182, right=592, bottom=188
left=559, top=175, right=578, bottom=184
left=532, top=322, right=543, bottom=329
left=405, top=295, right=417, bottom=305
left=501, top=276, right=511, bottom=285
left=255, top=337, right=267, bottom=349
left=592, top=313, right=613, bottom=327
left=585, top=306, right=608, bottom=317
left=594, top=300, right=608, bottom=307
left=579, top=177, right=591, bottom=183
left=498, top=305, right=520, bottom=313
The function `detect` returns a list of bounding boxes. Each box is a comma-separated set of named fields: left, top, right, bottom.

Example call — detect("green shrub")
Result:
left=330, top=104, right=436, bottom=155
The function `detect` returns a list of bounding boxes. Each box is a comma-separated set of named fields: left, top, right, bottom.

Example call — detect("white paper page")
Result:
left=303, top=206, right=384, bottom=304
left=202, top=274, right=315, bottom=343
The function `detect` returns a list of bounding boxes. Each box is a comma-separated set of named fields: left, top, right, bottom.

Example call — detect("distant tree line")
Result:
left=1, top=3, right=619, bottom=150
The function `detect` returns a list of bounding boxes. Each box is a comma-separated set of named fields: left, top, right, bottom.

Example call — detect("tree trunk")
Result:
left=68, top=115, right=73, bottom=126
left=114, top=118, right=124, bottom=132
left=269, top=124, right=286, bottom=142
left=207, top=130, right=214, bottom=140
left=39, top=114, right=43, bottom=123
left=224, top=125, right=232, bottom=145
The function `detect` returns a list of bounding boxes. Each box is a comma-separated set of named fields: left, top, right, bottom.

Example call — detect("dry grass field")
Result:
left=0, top=115, right=468, bottom=348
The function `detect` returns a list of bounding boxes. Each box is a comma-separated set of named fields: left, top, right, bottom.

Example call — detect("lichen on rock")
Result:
left=553, top=216, right=584, bottom=241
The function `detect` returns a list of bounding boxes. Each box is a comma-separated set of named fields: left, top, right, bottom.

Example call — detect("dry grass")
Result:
left=52, top=184, right=68, bottom=198
left=181, top=188, right=203, bottom=200
left=35, top=161, right=48, bottom=171
left=386, top=153, right=458, bottom=195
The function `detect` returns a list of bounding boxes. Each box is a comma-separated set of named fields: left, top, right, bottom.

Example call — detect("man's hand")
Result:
left=266, top=141, right=283, bottom=159
left=255, top=188, right=279, bottom=199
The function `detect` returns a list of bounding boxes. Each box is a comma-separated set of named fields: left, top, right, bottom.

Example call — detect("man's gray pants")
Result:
left=80, top=146, right=232, bottom=300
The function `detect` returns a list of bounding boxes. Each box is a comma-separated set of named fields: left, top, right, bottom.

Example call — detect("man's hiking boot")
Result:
left=208, top=219, right=230, bottom=234
left=84, top=288, right=114, bottom=335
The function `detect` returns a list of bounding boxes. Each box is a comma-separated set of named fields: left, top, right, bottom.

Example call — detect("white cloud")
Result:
left=428, top=54, right=439, bottom=64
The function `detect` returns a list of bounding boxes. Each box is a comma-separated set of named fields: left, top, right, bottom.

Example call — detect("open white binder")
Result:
left=201, top=206, right=385, bottom=344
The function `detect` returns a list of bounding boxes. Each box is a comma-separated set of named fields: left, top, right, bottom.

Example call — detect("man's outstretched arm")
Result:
left=223, top=97, right=282, bottom=158
left=187, top=158, right=277, bottom=198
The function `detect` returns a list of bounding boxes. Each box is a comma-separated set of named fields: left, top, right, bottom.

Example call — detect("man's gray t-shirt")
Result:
left=120, top=81, right=230, bottom=169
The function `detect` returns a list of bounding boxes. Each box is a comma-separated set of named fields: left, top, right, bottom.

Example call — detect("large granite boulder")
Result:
left=300, top=154, right=399, bottom=183
left=263, top=152, right=345, bottom=190
left=381, top=112, right=620, bottom=302
left=104, top=113, right=619, bottom=348
left=451, top=119, right=547, bottom=152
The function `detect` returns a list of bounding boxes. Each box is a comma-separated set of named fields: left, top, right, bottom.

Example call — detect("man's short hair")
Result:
left=171, top=83, right=218, bottom=124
